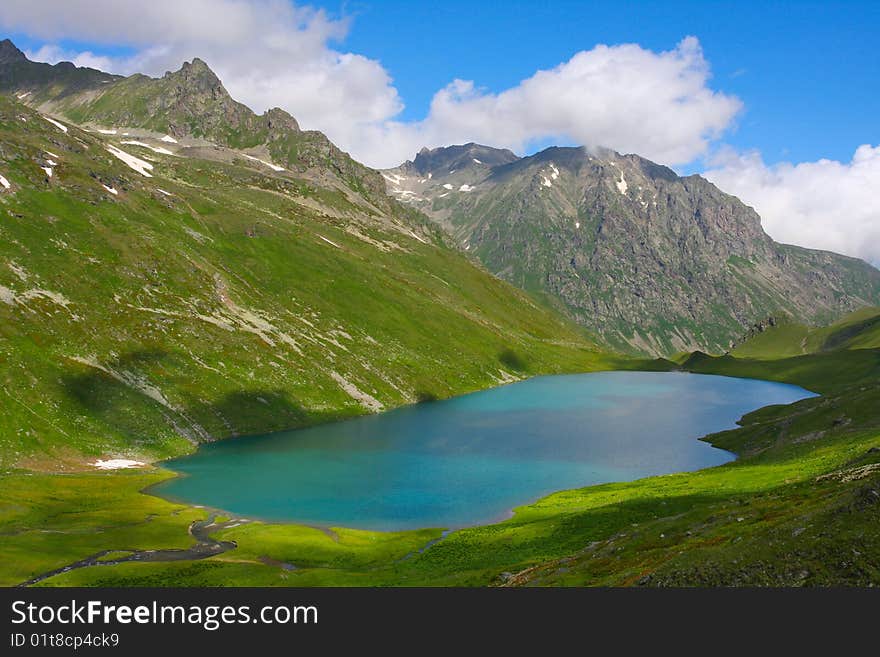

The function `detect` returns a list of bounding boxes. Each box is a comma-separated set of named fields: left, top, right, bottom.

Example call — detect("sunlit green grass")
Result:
left=18, top=373, right=878, bottom=587
left=731, top=307, right=880, bottom=358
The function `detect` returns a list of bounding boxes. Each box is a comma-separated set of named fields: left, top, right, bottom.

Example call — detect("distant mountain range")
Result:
left=2, top=34, right=879, bottom=366
left=382, top=143, right=880, bottom=354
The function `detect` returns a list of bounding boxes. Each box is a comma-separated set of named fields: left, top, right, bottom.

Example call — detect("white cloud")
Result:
left=0, top=2, right=740, bottom=169
left=352, top=36, right=742, bottom=168
left=24, top=44, right=117, bottom=72
left=705, top=145, right=880, bottom=264
left=2, top=0, right=402, bottom=155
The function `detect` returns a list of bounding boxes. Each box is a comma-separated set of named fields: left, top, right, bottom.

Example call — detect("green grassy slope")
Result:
left=681, top=349, right=880, bottom=394
left=4, top=312, right=874, bottom=587
left=15, top=347, right=877, bottom=587
left=0, top=94, right=613, bottom=470
left=731, top=307, right=880, bottom=358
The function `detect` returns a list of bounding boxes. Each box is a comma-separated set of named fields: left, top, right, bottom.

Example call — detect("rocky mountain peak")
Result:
left=0, top=38, right=27, bottom=64
left=265, top=106, right=300, bottom=134
left=0, top=44, right=388, bottom=211
left=411, top=142, right=519, bottom=175
left=165, top=58, right=225, bottom=95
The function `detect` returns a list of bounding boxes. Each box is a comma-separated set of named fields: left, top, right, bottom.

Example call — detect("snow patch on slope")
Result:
left=93, top=458, right=145, bottom=470
left=106, top=145, right=153, bottom=177
left=407, top=230, right=428, bottom=244
left=317, top=235, right=341, bottom=249
left=42, top=116, right=68, bottom=133
left=121, top=140, right=174, bottom=156
left=243, top=154, right=284, bottom=172
left=382, top=172, right=406, bottom=186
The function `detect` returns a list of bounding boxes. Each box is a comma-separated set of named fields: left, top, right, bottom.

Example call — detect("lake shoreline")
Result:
left=148, top=370, right=813, bottom=532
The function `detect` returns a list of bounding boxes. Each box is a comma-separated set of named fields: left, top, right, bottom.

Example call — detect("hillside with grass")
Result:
left=730, top=307, right=880, bottom=358
left=0, top=92, right=615, bottom=472
left=1, top=305, right=876, bottom=587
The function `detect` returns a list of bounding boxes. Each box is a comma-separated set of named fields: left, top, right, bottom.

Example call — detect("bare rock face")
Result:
left=155, top=58, right=266, bottom=140
left=266, top=107, right=300, bottom=135
left=383, top=145, right=880, bottom=355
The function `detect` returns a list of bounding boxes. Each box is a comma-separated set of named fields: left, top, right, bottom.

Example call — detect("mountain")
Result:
left=0, top=38, right=119, bottom=94
left=0, top=43, right=393, bottom=210
left=383, top=144, right=880, bottom=355
left=0, top=46, right=615, bottom=469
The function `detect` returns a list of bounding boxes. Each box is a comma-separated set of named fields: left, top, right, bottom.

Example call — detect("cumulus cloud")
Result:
left=356, top=36, right=742, bottom=168
left=0, top=1, right=740, bottom=169
left=705, top=145, right=880, bottom=264
left=1, top=0, right=403, bottom=154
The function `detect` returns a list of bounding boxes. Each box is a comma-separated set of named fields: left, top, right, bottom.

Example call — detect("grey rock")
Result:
left=384, top=144, right=880, bottom=355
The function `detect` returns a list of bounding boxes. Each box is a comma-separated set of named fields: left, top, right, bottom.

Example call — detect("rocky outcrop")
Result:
left=0, top=38, right=26, bottom=64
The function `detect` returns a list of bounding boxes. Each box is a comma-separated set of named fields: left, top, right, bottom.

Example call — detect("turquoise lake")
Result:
left=153, top=372, right=815, bottom=531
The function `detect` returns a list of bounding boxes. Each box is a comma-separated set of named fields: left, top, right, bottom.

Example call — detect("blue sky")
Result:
left=328, top=0, right=878, bottom=167
left=1, top=0, right=878, bottom=261
left=7, top=1, right=878, bottom=165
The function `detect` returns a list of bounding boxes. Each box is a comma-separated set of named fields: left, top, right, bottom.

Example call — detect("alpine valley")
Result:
left=1, top=39, right=878, bottom=587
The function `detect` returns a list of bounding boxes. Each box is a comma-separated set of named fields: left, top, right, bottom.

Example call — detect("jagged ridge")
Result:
left=0, top=45, right=390, bottom=210
left=383, top=144, right=880, bottom=355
